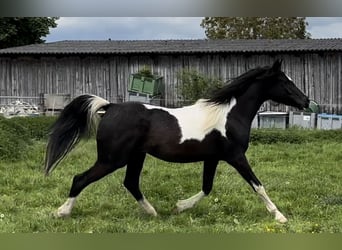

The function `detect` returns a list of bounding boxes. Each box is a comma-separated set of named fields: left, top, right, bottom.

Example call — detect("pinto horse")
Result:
left=45, top=60, right=309, bottom=223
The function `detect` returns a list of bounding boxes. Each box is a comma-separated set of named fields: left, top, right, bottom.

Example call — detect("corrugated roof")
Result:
left=0, top=39, right=342, bottom=55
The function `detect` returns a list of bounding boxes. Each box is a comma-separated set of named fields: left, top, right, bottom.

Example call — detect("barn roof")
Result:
left=0, top=39, right=342, bottom=55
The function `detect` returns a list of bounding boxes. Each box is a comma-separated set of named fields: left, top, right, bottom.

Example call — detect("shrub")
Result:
left=137, top=65, right=153, bottom=78
left=9, top=116, right=56, bottom=140
left=0, top=116, right=30, bottom=161
left=178, top=69, right=223, bottom=104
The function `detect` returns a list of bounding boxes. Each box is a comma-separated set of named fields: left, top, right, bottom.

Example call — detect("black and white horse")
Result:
left=45, top=60, right=309, bottom=223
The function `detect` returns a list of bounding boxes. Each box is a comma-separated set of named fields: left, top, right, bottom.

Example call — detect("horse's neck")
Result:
left=234, top=90, right=265, bottom=126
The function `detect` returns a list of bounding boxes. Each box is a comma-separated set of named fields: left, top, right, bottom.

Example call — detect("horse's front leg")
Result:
left=226, top=153, right=288, bottom=223
left=175, top=160, right=218, bottom=213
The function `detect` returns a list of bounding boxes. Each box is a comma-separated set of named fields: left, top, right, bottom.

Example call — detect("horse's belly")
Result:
left=146, top=138, right=223, bottom=163
left=147, top=150, right=206, bottom=163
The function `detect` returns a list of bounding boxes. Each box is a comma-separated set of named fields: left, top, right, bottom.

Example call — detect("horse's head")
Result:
left=263, top=60, right=310, bottom=110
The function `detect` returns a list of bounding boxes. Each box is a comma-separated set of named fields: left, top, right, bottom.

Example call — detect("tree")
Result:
left=0, top=17, right=58, bottom=49
left=200, top=17, right=310, bottom=39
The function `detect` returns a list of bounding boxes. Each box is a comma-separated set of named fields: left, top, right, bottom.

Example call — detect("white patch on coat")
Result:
left=144, top=97, right=237, bottom=143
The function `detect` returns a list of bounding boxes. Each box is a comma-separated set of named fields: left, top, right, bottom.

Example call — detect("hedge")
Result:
left=0, top=115, right=341, bottom=161
left=250, top=128, right=342, bottom=144
left=0, top=116, right=56, bottom=161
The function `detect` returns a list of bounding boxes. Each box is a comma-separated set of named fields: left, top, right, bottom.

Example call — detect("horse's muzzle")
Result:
left=303, top=97, right=310, bottom=109
left=296, top=96, right=310, bottom=110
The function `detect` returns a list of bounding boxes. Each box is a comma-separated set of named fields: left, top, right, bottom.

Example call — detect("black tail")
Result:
left=44, top=94, right=110, bottom=175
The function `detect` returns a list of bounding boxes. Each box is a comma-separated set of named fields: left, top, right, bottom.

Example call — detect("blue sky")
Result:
left=45, top=17, right=342, bottom=42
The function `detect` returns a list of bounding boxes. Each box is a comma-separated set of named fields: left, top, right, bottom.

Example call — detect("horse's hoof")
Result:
left=54, top=209, right=71, bottom=218
left=147, top=210, right=158, bottom=217
left=275, top=211, right=288, bottom=223
left=174, top=199, right=189, bottom=213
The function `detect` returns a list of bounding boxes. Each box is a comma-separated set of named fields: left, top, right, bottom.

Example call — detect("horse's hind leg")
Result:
left=226, top=153, right=288, bottom=223
left=124, top=152, right=157, bottom=216
left=56, top=161, right=119, bottom=217
left=175, top=160, right=219, bottom=213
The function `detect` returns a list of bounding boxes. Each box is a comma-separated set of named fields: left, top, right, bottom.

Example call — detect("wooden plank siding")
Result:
left=0, top=52, right=342, bottom=114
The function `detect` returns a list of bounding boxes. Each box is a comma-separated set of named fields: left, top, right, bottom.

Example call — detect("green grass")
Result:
left=1, top=137, right=341, bottom=233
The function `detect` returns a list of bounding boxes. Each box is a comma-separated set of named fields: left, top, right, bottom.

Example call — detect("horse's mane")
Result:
left=207, top=66, right=270, bottom=104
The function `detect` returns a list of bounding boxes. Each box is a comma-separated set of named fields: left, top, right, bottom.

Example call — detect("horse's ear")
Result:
left=271, top=59, right=282, bottom=72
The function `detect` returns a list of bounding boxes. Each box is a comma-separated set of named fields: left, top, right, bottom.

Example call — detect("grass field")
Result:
left=0, top=132, right=341, bottom=233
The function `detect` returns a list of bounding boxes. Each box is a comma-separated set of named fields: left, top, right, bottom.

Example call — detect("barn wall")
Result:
left=0, top=52, right=341, bottom=113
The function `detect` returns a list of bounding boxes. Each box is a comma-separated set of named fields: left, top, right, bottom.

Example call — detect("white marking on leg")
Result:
left=138, top=198, right=157, bottom=217
left=56, top=197, right=76, bottom=218
left=252, top=183, right=288, bottom=223
left=175, top=191, right=206, bottom=213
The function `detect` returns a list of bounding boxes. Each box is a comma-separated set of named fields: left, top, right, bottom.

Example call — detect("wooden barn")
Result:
left=0, top=39, right=342, bottom=114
